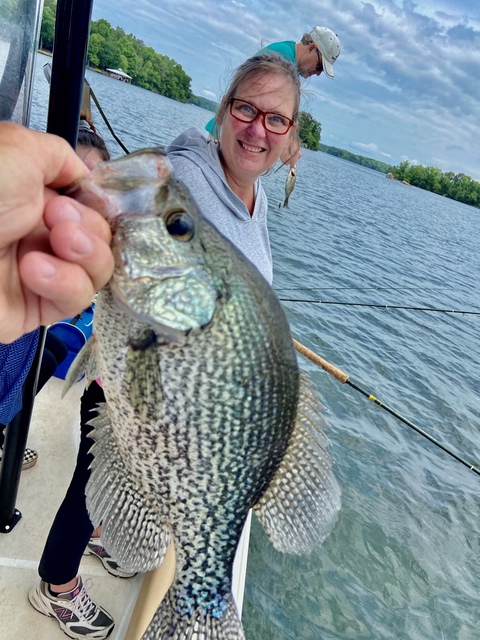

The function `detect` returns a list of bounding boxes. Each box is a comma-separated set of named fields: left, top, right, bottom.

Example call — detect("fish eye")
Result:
left=165, top=210, right=195, bottom=242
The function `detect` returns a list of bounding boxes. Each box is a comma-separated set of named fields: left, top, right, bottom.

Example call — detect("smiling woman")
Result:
left=167, top=52, right=300, bottom=286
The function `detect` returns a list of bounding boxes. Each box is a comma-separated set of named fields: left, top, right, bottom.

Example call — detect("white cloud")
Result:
left=92, top=0, right=480, bottom=179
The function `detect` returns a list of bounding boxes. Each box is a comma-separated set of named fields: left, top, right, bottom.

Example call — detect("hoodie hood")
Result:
left=167, top=128, right=265, bottom=222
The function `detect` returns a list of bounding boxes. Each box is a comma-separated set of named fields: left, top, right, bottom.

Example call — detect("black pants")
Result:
left=0, top=330, right=68, bottom=447
left=38, top=380, right=106, bottom=585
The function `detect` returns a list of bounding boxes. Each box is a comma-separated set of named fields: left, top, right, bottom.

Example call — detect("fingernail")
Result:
left=71, top=228, right=94, bottom=256
left=38, top=258, right=58, bottom=279
left=59, top=201, right=82, bottom=222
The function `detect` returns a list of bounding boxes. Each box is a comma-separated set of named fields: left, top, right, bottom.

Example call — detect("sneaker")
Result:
left=0, top=446, right=38, bottom=469
left=22, top=447, right=38, bottom=469
left=84, top=537, right=137, bottom=578
left=28, top=577, right=114, bottom=639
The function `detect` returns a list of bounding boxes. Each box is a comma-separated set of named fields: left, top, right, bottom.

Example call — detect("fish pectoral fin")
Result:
left=86, top=402, right=172, bottom=572
left=253, top=373, right=342, bottom=555
left=62, top=336, right=99, bottom=397
left=124, top=330, right=163, bottom=419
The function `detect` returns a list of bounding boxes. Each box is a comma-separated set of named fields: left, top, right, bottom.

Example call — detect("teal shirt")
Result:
left=256, top=41, right=296, bottom=64
left=205, top=41, right=297, bottom=137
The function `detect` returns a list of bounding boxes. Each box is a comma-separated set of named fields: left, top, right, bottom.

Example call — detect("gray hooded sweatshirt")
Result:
left=167, top=128, right=273, bottom=284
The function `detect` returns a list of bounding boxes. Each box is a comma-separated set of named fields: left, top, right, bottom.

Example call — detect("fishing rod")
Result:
left=292, top=339, right=480, bottom=477
left=281, top=299, right=480, bottom=315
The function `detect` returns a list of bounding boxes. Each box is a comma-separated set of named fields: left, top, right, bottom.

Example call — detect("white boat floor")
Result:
left=0, top=376, right=144, bottom=640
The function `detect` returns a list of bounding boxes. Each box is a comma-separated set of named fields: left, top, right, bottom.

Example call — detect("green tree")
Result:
left=39, top=5, right=55, bottom=51
left=38, top=0, right=58, bottom=51
left=90, top=18, right=112, bottom=40
left=96, top=38, right=121, bottom=70
left=87, top=33, right=104, bottom=68
left=298, top=111, right=321, bottom=151
left=389, top=161, right=480, bottom=208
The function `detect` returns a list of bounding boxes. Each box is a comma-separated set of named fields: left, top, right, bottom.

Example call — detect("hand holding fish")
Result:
left=0, top=122, right=114, bottom=343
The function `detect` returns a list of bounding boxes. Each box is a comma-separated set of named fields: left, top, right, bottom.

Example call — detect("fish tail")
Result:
left=282, top=196, right=289, bottom=208
left=86, top=403, right=171, bottom=573
left=143, top=590, right=245, bottom=639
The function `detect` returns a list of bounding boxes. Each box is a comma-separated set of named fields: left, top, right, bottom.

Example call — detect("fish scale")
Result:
left=66, top=148, right=341, bottom=639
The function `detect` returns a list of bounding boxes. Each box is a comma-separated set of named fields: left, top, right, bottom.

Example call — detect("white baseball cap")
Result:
left=310, top=27, right=341, bottom=79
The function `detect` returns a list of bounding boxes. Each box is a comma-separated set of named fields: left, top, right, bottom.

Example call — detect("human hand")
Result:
left=0, top=122, right=114, bottom=343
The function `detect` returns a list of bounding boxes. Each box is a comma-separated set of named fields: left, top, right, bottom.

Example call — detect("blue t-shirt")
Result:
left=0, top=329, right=40, bottom=424
left=205, top=41, right=297, bottom=138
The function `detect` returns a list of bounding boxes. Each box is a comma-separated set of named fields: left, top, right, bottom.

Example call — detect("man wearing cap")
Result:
left=205, top=26, right=341, bottom=165
left=258, top=26, right=340, bottom=79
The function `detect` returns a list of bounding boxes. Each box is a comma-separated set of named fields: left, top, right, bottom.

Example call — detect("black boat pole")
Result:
left=293, top=339, right=480, bottom=477
left=46, top=0, right=94, bottom=145
left=0, top=0, right=94, bottom=533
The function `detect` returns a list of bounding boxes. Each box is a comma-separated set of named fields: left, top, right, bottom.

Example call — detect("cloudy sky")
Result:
left=92, top=0, right=480, bottom=179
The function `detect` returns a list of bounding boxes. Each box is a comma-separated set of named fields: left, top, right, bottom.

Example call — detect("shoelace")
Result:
left=72, top=579, right=97, bottom=620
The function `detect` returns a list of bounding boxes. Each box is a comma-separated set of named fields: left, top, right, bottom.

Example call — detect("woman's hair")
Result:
left=215, top=53, right=301, bottom=166
left=77, top=115, right=110, bottom=161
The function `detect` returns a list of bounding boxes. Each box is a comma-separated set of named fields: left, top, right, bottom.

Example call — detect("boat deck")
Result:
left=0, top=376, right=145, bottom=639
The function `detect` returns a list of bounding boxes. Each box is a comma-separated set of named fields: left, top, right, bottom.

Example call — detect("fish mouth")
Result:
left=238, top=140, right=265, bottom=154
left=120, top=263, right=199, bottom=281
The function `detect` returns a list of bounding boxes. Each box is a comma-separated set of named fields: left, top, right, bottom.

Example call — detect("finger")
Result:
left=0, top=122, right=88, bottom=189
left=18, top=252, right=98, bottom=322
left=44, top=195, right=112, bottom=245
left=47, top=220, right=114, bottom=292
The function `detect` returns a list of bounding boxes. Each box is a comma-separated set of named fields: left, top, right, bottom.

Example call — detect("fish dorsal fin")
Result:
left=253, top=373, right=341, bottom=554
left=123, top=330, right=163, bottom=420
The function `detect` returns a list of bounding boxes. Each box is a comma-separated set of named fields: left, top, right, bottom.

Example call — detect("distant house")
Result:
left=105, top=68, right=132, bottom=83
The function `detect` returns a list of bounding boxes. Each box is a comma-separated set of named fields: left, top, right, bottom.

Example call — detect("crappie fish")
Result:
left=280, top=163, right=297, bottom=208
left=66, top=149, right=341, bottom=639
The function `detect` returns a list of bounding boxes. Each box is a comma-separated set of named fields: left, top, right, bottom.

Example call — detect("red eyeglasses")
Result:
left=229, top=98, right=295, bottom=135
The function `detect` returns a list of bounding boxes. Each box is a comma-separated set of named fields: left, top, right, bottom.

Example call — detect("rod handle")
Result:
left=293, top=339, right=350, bottom=383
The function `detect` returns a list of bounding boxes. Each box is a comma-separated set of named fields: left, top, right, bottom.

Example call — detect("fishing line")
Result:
left=292, top=339, right=480, bottom=477
left=280, top=299, right=479, bottom=315
left=89, top=85, right=131, bottom=155
left=275, top=286, right=453, bottom=292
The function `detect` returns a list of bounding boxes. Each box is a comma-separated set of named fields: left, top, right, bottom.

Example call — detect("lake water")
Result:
left=30, top=53, right=480, bottom=639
